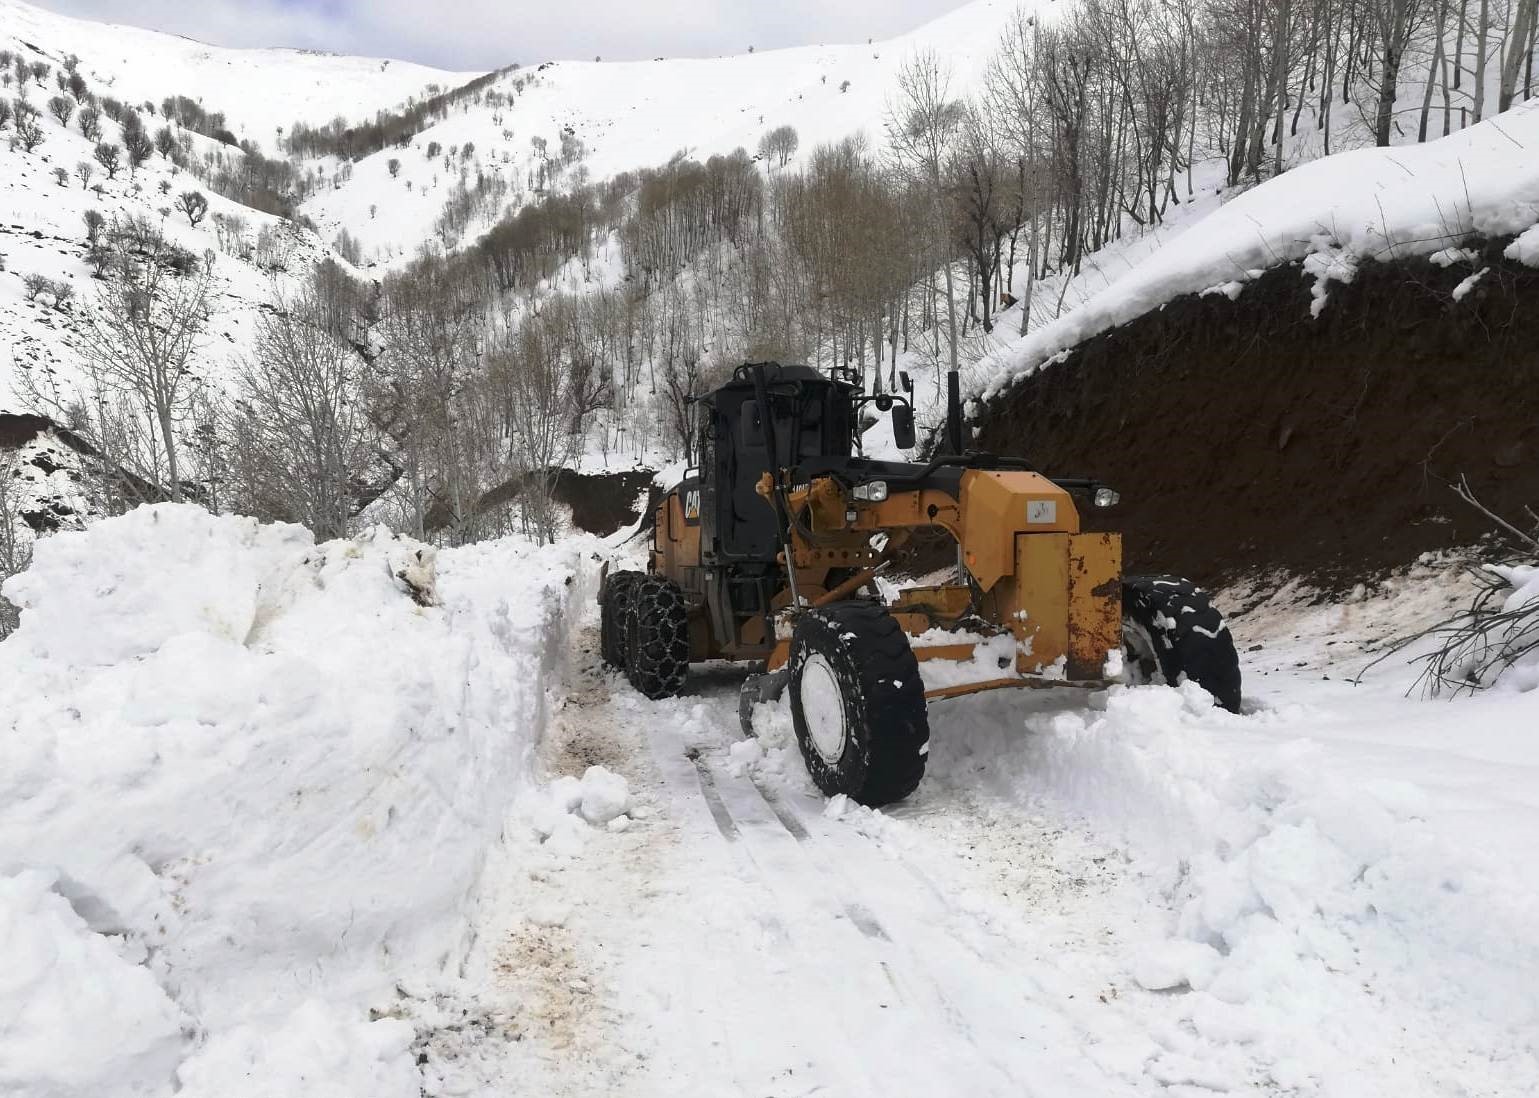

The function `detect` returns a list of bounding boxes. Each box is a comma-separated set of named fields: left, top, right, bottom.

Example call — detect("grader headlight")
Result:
left=1093, top=487, right=1121, bottom=508
left=852, top=480, right=889, bottom=503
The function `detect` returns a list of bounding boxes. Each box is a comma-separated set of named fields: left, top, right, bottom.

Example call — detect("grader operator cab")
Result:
left=600, top=363, right=1240, bottom=806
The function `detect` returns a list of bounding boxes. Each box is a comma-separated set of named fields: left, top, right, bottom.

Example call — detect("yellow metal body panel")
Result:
left=1066, top=532, right=1123, bottom=680
left=957, top=470, right=1079, bottom=591
left=652, top=493, right=701, bottom=577
left=1001, top=533, right=1071, bottom=672
left=890, top=584, right=972, bottom=623
left=974, top=530, right=1123, bottom=678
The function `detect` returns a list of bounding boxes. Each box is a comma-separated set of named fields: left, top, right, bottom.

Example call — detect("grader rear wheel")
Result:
left=625, top=576, right=691, bottom=700
left=600, top=570, right=644, bottom=670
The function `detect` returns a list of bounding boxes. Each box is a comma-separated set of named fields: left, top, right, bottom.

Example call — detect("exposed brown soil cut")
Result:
left=976, top=240, right=1539, bottom=588
left=0, top=412, right=93, bottom=454
left=429, top=467, right=655, bottom=538
left=552, top=468, right=655, bottom=537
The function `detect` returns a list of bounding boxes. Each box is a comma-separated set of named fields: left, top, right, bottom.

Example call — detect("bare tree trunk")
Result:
left=1421, top=0, right=1449, bottom=139
left=1500, top=0, right=1539, bottom=111
left=1473, top=0, right=1491, bottom=121
left=1020, top=211, right=1039, bottom=337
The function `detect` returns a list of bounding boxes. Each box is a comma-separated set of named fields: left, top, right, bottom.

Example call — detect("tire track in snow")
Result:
left=684, top=746, right=1045, bottom=1095
left=740, top=769, right=1025, bottom=1093
left=749, top=779, right=891, bottom=942
left=685, top=748, right=741, bottom=841
left=646, top=718, right=882, bottom=1096
left=760, top=767, right=1156, bottom=1094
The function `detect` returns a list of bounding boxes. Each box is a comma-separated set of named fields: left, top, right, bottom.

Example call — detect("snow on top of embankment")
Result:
left=0, top=0, right=475, bottom=139
left=0, top=504, right=584, bottom=1097
left=976, top=100, right=1539, bottom=403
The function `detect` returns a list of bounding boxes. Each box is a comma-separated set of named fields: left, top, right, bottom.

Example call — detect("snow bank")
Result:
left=978, top=101, right=1539, bottom=401
left=1488, top=562, right=1539, bottom=691
left=940, top=682, right=1539, bottom=1094
left=0, top=505, right=583, bottom=1096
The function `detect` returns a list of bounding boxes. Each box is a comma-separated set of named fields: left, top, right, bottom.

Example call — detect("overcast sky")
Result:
left=32, top=0, right=971, bottom=71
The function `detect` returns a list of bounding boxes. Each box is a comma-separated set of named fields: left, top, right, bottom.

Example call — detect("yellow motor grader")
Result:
left=600, top=363, right=1240, bottom=805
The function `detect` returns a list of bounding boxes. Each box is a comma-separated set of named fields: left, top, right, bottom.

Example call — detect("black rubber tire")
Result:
left=625, top=576, right=690, bottom=699
left=600, top=570, right=644, bottom=670
left=788, top=600, right=930, bottom=807
left=1122, top=576, right=1242, bottom=712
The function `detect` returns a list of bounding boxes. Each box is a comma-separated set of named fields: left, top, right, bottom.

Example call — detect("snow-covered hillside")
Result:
left=302, top=0, right=1020, bottom=263
left=0, top=0, right=472, bottom=139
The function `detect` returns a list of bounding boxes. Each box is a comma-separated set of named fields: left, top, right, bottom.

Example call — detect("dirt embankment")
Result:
left=975, top=241, right=1539, bottom=587
left=430, top=468, right=655, bottom=538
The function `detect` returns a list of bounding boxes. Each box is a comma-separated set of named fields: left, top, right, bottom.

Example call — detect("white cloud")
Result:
left=28, top=0, right=970, bottom=71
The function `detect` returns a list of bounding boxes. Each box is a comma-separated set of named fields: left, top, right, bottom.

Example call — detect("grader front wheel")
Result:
left=1122, top=576, right=1242, bottom=712
left=788, top=601, right=930, bottom=807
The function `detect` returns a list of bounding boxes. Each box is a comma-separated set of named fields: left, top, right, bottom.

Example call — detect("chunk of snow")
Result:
left=1451, top=267, right=1489, bottom=301
left=1302, top=243, right=1358, bottom=319
left=0, top=869, right=185, bottom=1096
left=1429, top=246, right=1479, bottom=267
left=578, top=765, right=631, bottom=825
left=727, top=738, right=765, bottom=776
left=1199, top=280, right=1246, bottom=300
left=1506, top=224, right=1539, bottom=267
left=174, top=1000, right=417, bottom=1098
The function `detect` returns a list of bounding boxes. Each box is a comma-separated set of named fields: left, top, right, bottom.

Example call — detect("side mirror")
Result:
left=739, top=399, right=765, bottom=448
left=898, top=371, right=914, bottom=395
left=891, top=404, right=916, bottom=450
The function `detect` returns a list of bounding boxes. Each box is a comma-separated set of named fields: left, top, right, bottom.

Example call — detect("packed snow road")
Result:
left=513, top=640, right=1175, bottom=1097
left=480, top=562, right=1539, bottom=1098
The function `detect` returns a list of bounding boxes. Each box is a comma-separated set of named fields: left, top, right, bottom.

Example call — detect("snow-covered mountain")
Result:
left=0, top=0, right=1024, bottom=537
left=0, top=0, right=473, bottom=138
left=301, top=0, right=1019, bottom=263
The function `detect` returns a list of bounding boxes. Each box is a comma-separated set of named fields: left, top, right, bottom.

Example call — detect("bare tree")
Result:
left=13, top=100, right=44, bottom=152
left=231, top=285, right=374, bottom=538
left=478, top=305, right=586, bottom=544
left=177, top=190, right=209, bottom=227
left=123, top=119, right=154, bottom=172
left=94, top=142, right=122, bottom=179
left=757, top=124, right=801, bottom=168
left=377, top=264, right=479, bottom=539
left=1362, top=0, right=1432, bottom=144
left=46, top=94, right=74, bottom=125
left=950, top=107, right=1008, bottom=332
left=0, top=456, right=33, bottom=640
left=886, top=50, right=966, bottom=374
left=75, top=219, right=215, bottom=502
